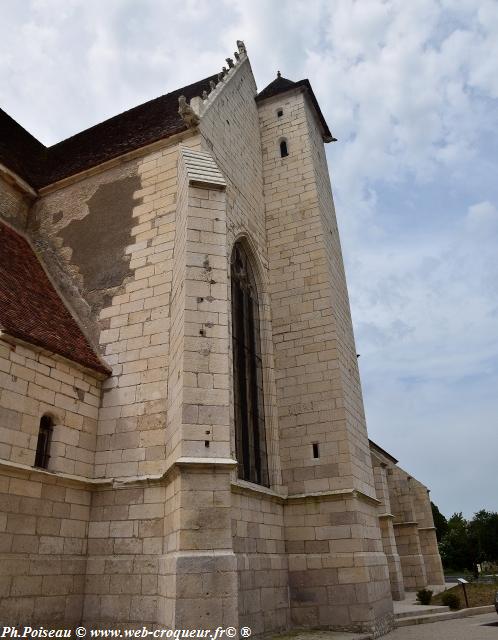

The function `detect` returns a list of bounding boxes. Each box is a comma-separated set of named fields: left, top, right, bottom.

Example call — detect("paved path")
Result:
left=386, top=612, right=498, bottom=639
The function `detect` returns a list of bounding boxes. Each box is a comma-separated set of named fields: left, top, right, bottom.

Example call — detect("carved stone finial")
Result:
left=236, top=40, right=246, bottom=54
left=234, top=51, right=240, bottom=61
left=218, top=71, right=225, bottom=83
left=209, top=80, right=216, bottom=91
left=202, top=90, right=208, bottom=100
left=226, top=57, right=234, bottom=68
left=178, top=95, right=200, bottom=128
left=277, top=70, right=281, bottom=78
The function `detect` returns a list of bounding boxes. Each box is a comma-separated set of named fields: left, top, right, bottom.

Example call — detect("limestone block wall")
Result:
left=0, top=466, right=91, bottom=625
left=161, top=463, right=238, bottom=630
left=303, top=94, right=374, bottom=497
left=82, top=479, right=170, bottom=626
left=198, top=57, right=282, bottom=489
left=371, top=461, right=405, bottom=601
left=0, top=338, right=101, bottom=475
left=231, top=485, right=289, bottom=636
left=258, top=88, right=375, bottom=498
left=169, top=147, right=231, bottom=462
left=388, top=468, right=427, bottom=591
left=30, top=140, right=194, bottom=479
left=411, top=479, right=444, bottom=585
left=258, top=86, right=392, bottom=635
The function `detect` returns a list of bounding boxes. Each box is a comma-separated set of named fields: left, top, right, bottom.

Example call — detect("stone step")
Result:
left=394, top=605, right=449, bottom=619
left=395, top=604, right=495, bottom=627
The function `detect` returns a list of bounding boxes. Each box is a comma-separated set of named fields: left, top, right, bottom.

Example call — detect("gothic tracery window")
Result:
left=231, top=242, right=269, bottom=487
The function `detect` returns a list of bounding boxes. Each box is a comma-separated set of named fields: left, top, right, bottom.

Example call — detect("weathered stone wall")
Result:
left=258, top=86, right=393, bottom=635
left=0, top=466, right=91, bottom=625
left=30, top=142, right=191, bottom=479
left=197, top=59, right=287, bottom=636
left=0, top=338, right=101, bottom=474
left=0, top=174, right=33, bottom=230
left=199, top=57, right=282, bottom=490
left=411, top=478, right=445, bottom=585
left=371, top=458, right=405, bottom=601
left=82, top=479, right=169, bottom=626
left=231, top=485, right=289, bottom=636
left=387, top=466, right=427, bottom=591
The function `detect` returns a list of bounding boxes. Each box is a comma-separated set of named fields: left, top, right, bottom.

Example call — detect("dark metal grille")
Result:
left=34, top=415, right=53, bottom=469
left=231, top=243, right=269, bottom=487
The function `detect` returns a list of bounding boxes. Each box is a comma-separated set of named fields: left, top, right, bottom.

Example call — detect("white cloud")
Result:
left=466, top=201, right=498, bottom=234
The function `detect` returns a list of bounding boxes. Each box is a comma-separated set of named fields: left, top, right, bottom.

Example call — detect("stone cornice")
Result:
left=231, top=479, right=286, bottom=503
left=0, top=456, right=237, bottom=490
left=286, top=488, right=381, bottom=506
left=0, top=459, right=384, bottom=511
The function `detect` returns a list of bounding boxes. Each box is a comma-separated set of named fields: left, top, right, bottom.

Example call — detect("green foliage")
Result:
left=469, top=510, right=498, bottom=564
left=416, top=588, right=433, bottom=605
left=431, top=501, right=448, bottom=542
left=439, top=509, right=498, bottom=571
left=441, top=591, right=460, bottom=610
left=439, top=512, right=475, bottom=571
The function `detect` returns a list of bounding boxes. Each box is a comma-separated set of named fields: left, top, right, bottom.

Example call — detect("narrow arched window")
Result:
left=231, top=243, right=269, bottom=487
left=280, top=139, right=288, bottom=158
left=34, top=415, right=53, bottom=469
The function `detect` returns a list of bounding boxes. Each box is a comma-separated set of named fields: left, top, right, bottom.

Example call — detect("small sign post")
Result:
left=458, top=578, right=469, bottom=608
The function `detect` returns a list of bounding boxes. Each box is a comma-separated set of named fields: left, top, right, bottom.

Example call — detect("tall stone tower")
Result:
left=256, top=75, right=393, bottom=633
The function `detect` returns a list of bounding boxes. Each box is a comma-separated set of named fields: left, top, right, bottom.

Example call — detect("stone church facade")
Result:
left=0, top=42, right=443, bottom=637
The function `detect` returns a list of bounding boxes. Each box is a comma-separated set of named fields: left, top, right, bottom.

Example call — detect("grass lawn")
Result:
left=433, top=582, right=498, bottom=608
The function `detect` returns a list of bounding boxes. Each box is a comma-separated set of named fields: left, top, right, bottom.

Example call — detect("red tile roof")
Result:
left=0, top=221, right=110, bottom=375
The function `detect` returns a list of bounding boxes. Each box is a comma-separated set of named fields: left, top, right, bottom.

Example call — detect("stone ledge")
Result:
left=0, top=456, right=237, bottom=489
left=231, top=478, right=286, bottom=502
left=287, top=488, right=381, bottom=507
left=395, top=604, right=495, bottom=627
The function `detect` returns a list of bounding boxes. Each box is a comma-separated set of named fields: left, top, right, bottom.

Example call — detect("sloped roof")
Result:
left=256, top=74, right=336, bottom=143
left=0, top=108, right=46, bottom=186
left=1, top=68, right=335, bottom=189
left=0, top=74, right=217, bottom=189
left=0, top=221, right=110, bottom=375
left=369, top=439, right=398, bottom=464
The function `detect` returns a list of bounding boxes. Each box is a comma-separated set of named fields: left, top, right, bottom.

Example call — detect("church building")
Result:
left=0, top=41, right=444, bottom=637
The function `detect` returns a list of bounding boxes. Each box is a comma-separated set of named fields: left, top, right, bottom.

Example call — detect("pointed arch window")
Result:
left=34, top=415, right=53, bottom=469
left=231, top=243, right=269, bottom=487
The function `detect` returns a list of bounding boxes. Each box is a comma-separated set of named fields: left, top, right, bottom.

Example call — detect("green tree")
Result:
left=439, top=512, right=474, bottom=571
left=439, top=510, right=498, bottom=571
left=431, top=501, right=448, bottom=542
left=469, top=510, right=498, bottom=564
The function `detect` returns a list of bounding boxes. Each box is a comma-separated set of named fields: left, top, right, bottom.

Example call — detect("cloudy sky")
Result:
left=2, top=0, right=497, bottom=518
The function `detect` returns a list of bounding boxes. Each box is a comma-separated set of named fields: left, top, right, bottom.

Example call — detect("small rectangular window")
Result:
left=277, top=109, right=283, bottom=118
left=312, top=442, right=319, bottom=459
left=35, top=415, right=53, bottom=469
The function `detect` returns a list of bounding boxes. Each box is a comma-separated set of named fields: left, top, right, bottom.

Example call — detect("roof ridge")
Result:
left=47, top=74, right=216, bottom=151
